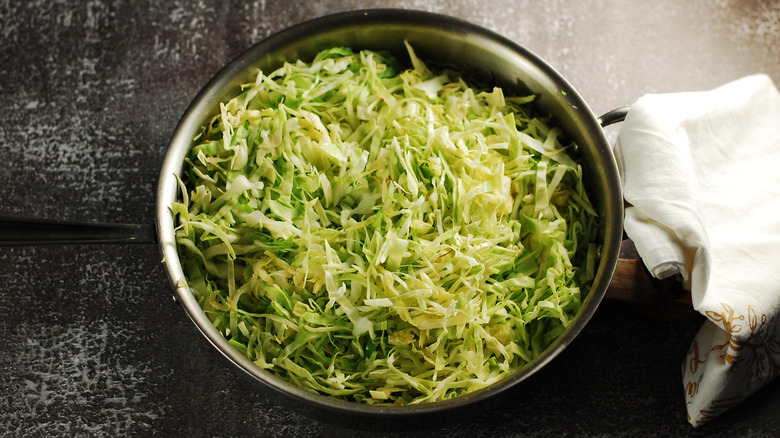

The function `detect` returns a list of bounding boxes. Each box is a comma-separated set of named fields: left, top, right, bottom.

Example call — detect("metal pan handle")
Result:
left=0, top=217, right=157, bottom=246
left=598, top=106, right=630, bottom=127
left=594, top=106, right=698, bottom=320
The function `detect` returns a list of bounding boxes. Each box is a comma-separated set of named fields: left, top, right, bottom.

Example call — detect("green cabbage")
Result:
left=173, top=43, right=599, bottom=404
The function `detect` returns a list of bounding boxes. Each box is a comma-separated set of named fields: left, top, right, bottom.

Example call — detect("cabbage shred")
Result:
left=173, top=44, right=599, bottom=404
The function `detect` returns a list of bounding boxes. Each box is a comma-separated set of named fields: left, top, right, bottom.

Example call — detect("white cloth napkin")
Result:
left=613, top=74, right=780, bottom=427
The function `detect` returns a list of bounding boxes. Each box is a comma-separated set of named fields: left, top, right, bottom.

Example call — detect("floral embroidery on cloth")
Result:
left=683, top=304, right=780, bottom=426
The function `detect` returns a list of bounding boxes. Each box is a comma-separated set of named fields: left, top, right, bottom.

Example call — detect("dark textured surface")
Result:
left=1, top=1, right=779, bottom=436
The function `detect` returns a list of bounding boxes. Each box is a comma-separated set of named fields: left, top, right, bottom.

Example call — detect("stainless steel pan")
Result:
left=2, top=9, right=638, bottom=428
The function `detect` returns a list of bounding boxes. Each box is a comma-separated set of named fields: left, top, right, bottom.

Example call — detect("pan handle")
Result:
left=594, top=106, right=699, bottom=320
left=0, top=217, right=157, bottom=246
left=597, top=106, right=630, bottom=127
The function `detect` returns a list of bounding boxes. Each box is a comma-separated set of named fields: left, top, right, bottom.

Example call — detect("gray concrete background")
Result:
left=1, top=1, right=778, bottom=436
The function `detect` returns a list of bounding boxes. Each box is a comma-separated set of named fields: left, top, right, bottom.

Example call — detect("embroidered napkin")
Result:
left=613, top=74, right=780, bottom=426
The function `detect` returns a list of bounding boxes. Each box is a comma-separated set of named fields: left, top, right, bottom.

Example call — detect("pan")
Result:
left=0, top=9, right=692, bottom=429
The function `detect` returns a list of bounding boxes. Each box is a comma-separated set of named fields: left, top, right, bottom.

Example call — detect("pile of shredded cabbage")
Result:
left=173, top=44, right=599, bottom=404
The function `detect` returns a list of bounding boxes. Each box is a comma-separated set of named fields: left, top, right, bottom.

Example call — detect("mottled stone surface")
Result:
left=1, top=1, right=778, bottom=436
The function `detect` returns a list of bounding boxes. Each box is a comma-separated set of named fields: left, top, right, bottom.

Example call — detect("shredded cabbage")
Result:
left=173, top=44, right=600, bottom=404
